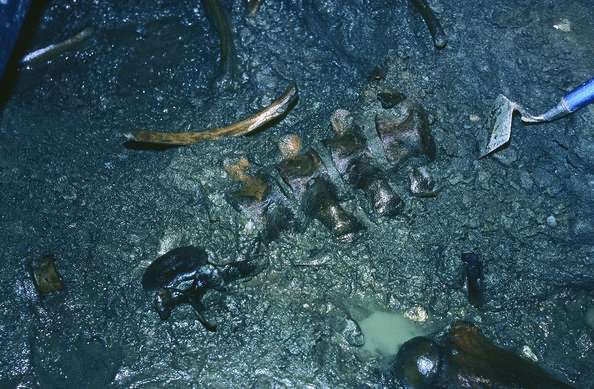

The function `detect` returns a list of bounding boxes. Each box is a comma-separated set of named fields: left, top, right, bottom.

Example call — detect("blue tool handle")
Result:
left=563, top=77, right=594, bottom=112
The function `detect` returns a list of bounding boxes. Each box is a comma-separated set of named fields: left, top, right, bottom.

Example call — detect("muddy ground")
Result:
left=1, top=0, right=593, bottom=387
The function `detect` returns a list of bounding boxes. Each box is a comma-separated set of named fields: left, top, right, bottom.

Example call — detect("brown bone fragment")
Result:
left=224, top=157, right=268, bottom=202
left=125, top=83, right=298, bottom=146
left=247, top=0, right=263, bottom=16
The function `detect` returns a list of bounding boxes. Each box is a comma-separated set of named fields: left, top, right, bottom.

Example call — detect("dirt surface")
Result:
left=1, top=0, right=593, bottom=387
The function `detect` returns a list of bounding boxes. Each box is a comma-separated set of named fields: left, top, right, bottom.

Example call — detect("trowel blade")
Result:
left=481, top=94, right=519, bottom=158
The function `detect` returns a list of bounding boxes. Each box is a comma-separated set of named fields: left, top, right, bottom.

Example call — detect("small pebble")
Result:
left=278, top=134, right=302, bottom=159
left=343, top=318, right=365, bottom=347
left=404, top=306, right=428, bottom=322
left=521, top=345, right=538, bottom=362
left=519, top=171, right=534, bottom=190
left=546, top=215, right=557, bottom=228
left=553, top=18, right=571, bottom=32
left=409, top=167, right=436, bottom=197
left=31, top=255, right=64, bottom=295
left=330, top=109, right=354, bottom=135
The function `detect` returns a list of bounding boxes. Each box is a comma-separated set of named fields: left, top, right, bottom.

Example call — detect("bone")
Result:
left=20, top=28, right=94, bottom=66
left=246, top=0, right=263, bottom=16
left=375, top=102, right=437, bottom=164
left=330, top=109, right=355, bottom=135
left=409, top=166, right=436, bottom=197
left=393, top=322, right=573, bottom=388
left=224, top=157, right=268, bottom=202
left=125, top=83, right=298, bottom=146
left=31, top=255, right=64, bottom=295
left=410, top=0, right=447, bottom=49
left=203, top=0, right=238, bottom=88
left=278, top=134, right=302, bottom=159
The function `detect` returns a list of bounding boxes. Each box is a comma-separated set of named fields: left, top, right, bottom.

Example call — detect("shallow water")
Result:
left=359, top=311, right=424, bottom=356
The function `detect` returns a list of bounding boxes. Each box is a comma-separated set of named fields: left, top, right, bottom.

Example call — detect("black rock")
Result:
left=461, top=252, right=484, bottom=308
left=391, top=336, right=443, bottom=389
left=141, top=246, right=209, bottom=291
left=377, top=88, right=406, bottom=109
left=31, top=255, right=64, bottom=295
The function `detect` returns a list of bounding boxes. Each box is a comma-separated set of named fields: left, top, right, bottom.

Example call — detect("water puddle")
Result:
left=358, top=310, right=424, bottom=356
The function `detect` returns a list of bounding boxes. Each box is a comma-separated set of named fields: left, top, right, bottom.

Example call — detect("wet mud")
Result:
left=0, top=0, right=593, bottom=387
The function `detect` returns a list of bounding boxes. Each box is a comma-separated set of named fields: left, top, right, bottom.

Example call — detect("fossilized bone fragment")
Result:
left=203, top=0, right=238, bottom=88
left=125, top=83, right=298, bottom=146
left=224, top=157, right=269, bottom=202
left=246, top=0, right=263, bottom=16
left=392, top=322, right=574, bottom=388
left=20, top=28, right=94, bottom=66
left=410, top=0, right=447, bottom=49
left=278, top=134, right=302, bottom=159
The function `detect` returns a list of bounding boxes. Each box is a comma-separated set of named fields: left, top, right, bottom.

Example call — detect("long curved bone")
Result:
left=124, top=83, right=298, bottom=146
left=410, top=0, right=447, bottom=49
left=203, top=0, right=238, bottom=87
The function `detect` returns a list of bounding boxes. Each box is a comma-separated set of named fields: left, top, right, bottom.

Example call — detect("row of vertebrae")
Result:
left=223, top=90, right=437, bottom=242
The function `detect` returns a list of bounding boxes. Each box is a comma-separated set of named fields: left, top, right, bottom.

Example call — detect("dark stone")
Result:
left=141, top=246, right=210, bottom=291
left=461, top=253, right=484, bottom=308
left=369, top=66, right=386, bottom=81
left=348, top=157, right=404, bottom=217
left=262, top=202, right=295, bottom=243
left=277, top=152, right=321, bottom=180
left=377, top=88, right=406, bottom=109
left=323, top=132, right=366, bottom=174
left=390, top=336, right=443, bottom=389
left=409, top=167, right=436, bottom=197
left=368, top=179, right=404, bottom=217
left=31, top=255, right=64, bottom=295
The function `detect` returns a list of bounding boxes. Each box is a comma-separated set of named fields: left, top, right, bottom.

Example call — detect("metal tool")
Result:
left=481, top=77, right=594, bottom=158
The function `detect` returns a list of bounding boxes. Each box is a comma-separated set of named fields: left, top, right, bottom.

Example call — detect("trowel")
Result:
left=481, top=77, right=594, bottom=158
